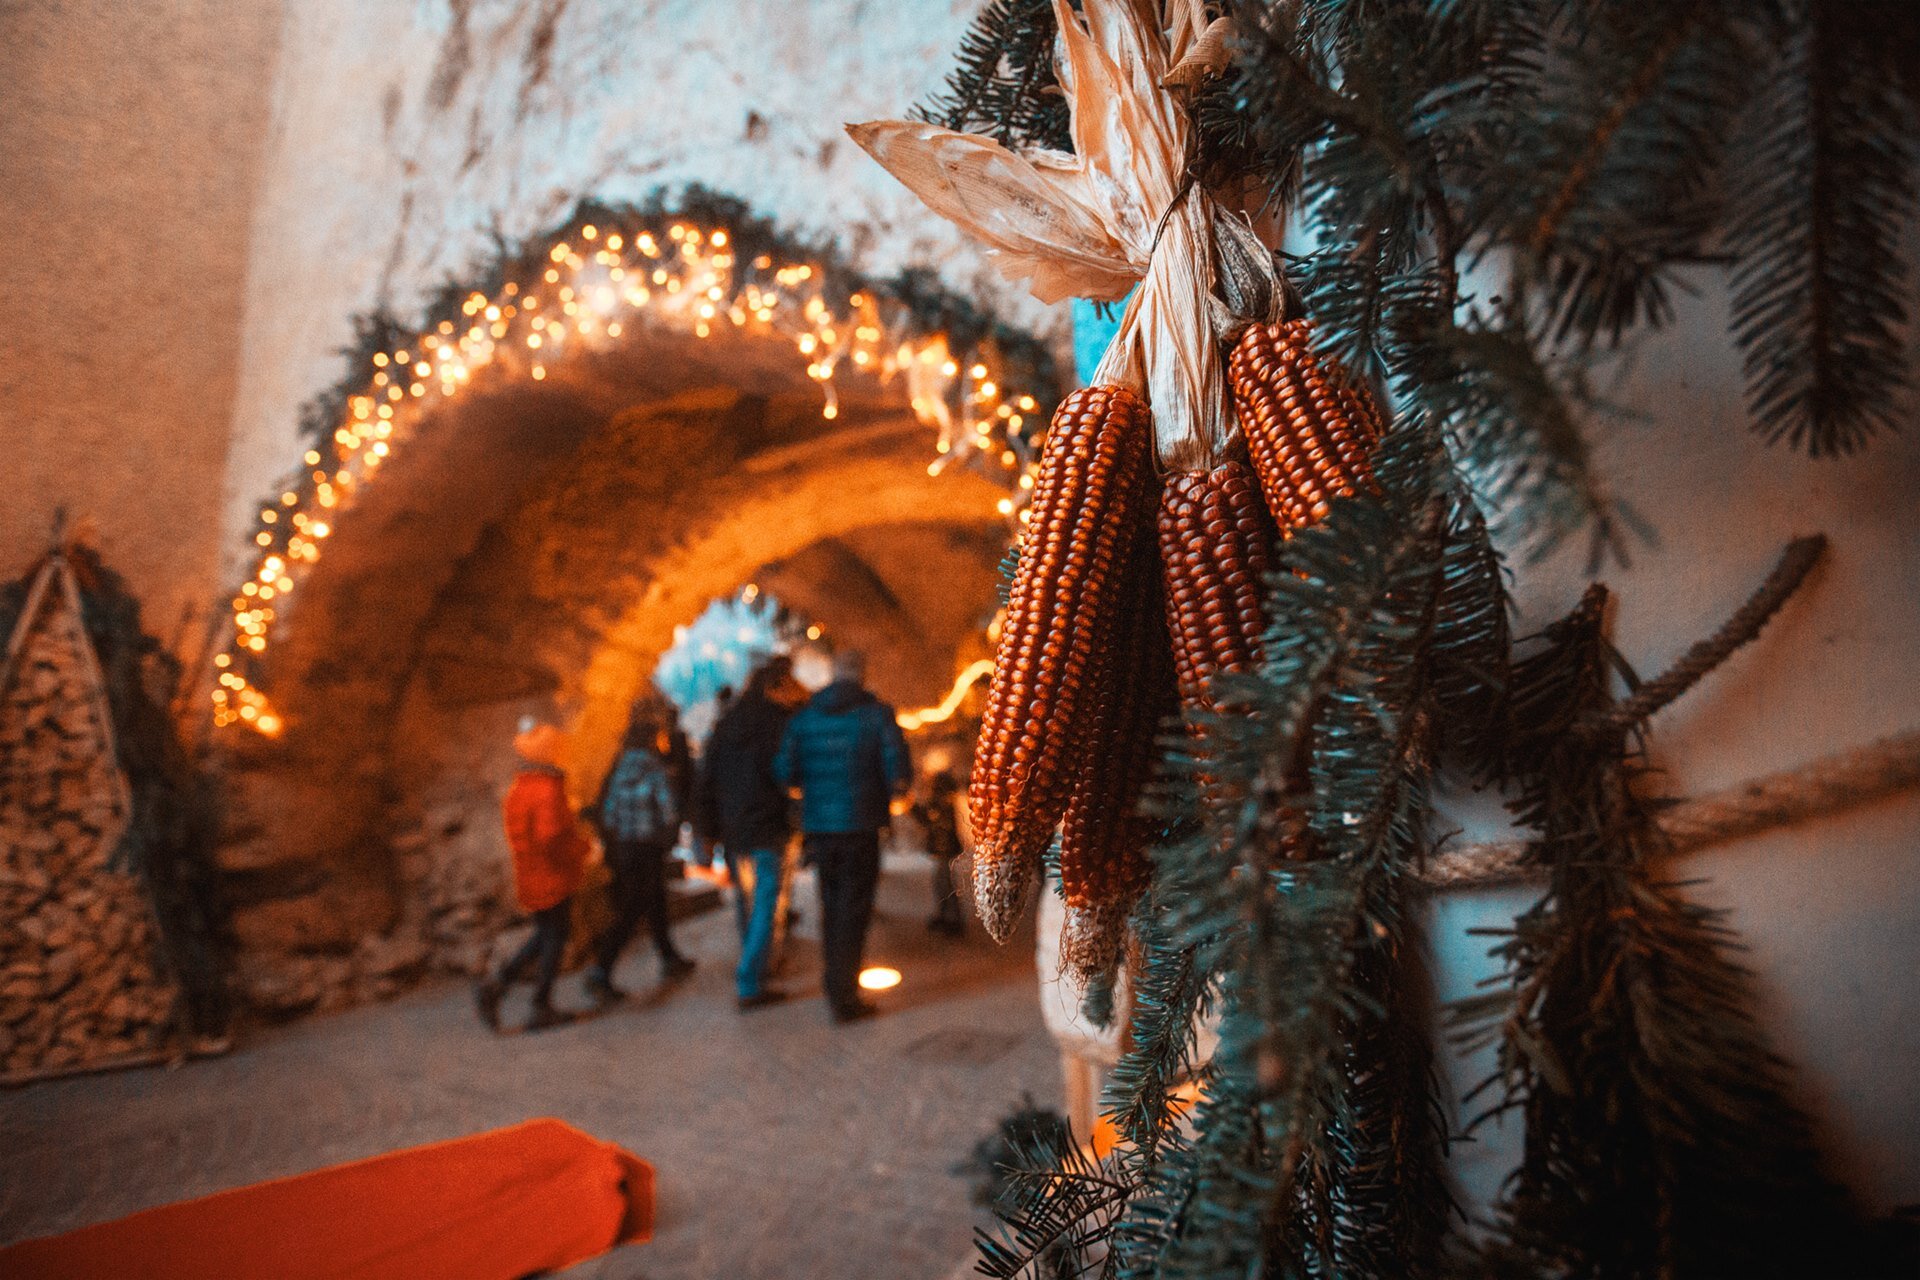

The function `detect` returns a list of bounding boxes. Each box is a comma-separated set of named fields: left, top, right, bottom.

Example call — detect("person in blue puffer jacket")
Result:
left=774, top=649, right=911, bottom=1023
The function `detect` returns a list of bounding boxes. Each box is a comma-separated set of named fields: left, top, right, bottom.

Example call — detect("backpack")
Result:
left=598, top=748, right=675, bottom=842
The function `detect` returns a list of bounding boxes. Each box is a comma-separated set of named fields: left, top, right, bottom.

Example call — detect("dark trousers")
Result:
left=596, top=837, right=680, bottom=973
left=498, top=899, right=571, bottom=1008
left=807, top=831, right=882, bottom=1014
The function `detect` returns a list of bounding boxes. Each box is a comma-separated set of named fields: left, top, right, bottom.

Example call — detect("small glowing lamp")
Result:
left=858, top=967, right=902, bottom=992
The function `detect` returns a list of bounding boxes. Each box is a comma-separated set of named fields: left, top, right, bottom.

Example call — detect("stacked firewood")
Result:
left=1, top=563, right=178, bottom=1077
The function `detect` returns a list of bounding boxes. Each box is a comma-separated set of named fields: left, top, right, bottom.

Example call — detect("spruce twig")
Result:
left=1596, top=533, right=1825, bottom=734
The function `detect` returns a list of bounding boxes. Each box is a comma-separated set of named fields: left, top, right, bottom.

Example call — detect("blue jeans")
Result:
left=728, top=847, right=783, bottom=998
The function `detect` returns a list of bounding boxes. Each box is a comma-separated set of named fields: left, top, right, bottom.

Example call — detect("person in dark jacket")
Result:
left=692, top=656, right=799, bottom=1009
left=773, top=649, right=911, bottom=1023
left=585, top=699, right=695, bottom=1002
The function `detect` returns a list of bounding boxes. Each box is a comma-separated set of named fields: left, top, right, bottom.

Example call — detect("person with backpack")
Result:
left=773, top=649, right=912, bottom=1023
left=477, top=719, right=592, bottom=1033
left=584, top=698, right=696, bottom=1002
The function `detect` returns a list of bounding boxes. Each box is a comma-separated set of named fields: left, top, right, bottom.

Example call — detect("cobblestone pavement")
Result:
left=0, top=855, right=1060, bottom=1278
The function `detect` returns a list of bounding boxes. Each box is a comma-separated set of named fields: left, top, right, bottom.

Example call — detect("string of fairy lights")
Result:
left=212, top=213, right=1049, bottom=736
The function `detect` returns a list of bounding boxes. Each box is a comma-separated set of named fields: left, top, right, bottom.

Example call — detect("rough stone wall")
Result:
left=214, top=330, right=1010, bottom=1013
left=222, top=0, right=1051, bottom=567
left=0, top=0, right=282, bottom=644
left=751, top=520, right=1006, bottom=707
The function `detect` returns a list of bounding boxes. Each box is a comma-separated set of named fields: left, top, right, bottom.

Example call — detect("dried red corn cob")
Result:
left=1157, top=462, right=1280, bottom=712
left=969, top=385, right=1153, bottom=942
left=1158, top=463, right=1320, bottom=863
left=1057, top=536, right=1178, bottom=982
left=1229, top=319, right=1383, bottom=532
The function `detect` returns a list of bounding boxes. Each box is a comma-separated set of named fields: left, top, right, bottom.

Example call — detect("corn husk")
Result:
left=849, top=0, right=1269, bottom=470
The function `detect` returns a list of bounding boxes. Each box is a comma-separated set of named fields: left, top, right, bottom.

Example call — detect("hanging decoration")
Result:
left=854, top=0, right=1384, bottom=978
left=211, top=191, right=1061, bottom=738
left=880, top=1, right=1920, bottom=1277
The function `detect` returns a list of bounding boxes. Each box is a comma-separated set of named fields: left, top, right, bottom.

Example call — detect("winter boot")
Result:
left=525, top=1001, right=571, bottom=1033
left=474, top=978, right=504, bottom=1032
left=583, top=966, right=625, bottom=1005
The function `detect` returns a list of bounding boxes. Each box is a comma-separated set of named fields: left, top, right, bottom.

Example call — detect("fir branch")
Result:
left=1413, top=319, right=1625, bottom=566
left=1102, top=911, right=1209, bottom=1157
left=1117, top=426, right=1457, bottom=1279
left=977, top=1116, right=1134, bottom=1279
left=1727, top=0, right=1919, bottom=455
left=915, top=0, right=1072, bottom=153
left=1489, top=1, right=1768, bottom=347
left=1524, top=10, right=1699, bottom=260
left=1471, top=582, right=1912, bottom=1278
left=1426, top=484, right=1512, bottom=769
left=1598, top=533, right=1825, bottom=733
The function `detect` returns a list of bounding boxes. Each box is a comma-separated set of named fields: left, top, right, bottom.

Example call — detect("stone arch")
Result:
left=567, top=421, right=1005, bottom=784
left=214, top=326, right=1013, bottom=1005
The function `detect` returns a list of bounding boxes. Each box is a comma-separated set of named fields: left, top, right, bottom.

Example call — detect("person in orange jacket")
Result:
left=476, top=719, right=591, bottom=1032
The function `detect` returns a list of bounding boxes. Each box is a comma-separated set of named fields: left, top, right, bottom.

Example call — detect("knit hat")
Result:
left=513, top=717, right=569, bottom=769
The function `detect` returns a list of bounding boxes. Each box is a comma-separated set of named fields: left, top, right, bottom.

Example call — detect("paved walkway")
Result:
left=0, top=855, right=1059, bottom=1278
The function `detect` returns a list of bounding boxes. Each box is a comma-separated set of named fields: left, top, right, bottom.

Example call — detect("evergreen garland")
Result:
left=293, top=186, right=1063, bottom=454
left=916, top=0, right=1074, bottom=152
left=936, top=1, right=1920, bottom=1276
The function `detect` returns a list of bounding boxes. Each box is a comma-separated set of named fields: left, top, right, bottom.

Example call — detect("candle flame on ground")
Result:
left=858, top=966, right=902, bottom=992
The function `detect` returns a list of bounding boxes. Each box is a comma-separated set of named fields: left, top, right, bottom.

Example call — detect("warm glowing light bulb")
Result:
left=858, top=967, right=901, bottom=992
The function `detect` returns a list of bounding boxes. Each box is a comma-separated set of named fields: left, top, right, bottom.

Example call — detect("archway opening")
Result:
left=212, top=204, right=1037, bottom=1012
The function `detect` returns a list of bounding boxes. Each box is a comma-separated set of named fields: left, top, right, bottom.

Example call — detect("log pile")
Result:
left=1, top=557, right=179, bottom=1078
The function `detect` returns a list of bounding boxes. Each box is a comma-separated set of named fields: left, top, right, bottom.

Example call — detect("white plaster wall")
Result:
left=1430, top=276, right=1920, bottom=1212
left=1, top=0, right=280, bottom=636
left=222, top=0, right=1060, bottom=567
